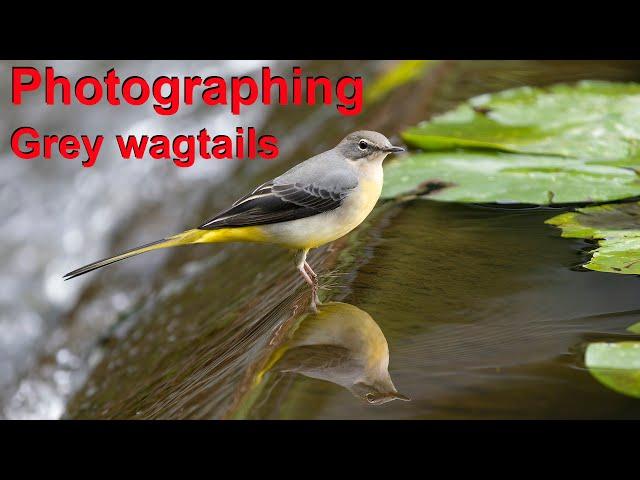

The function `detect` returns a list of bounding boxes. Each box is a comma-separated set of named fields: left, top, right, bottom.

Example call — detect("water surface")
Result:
left=4, top=60, right=640, bottom=419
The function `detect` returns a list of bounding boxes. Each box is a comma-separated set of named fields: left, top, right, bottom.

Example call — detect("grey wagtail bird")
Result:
left=264, top=302, right=409, bottom=405
left=63, top=131, right=404, bottom=309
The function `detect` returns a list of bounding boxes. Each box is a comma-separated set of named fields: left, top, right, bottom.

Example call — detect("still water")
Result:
left=65, top=201, right=640, bottom=419
left=3, top=60, right=640, bottom=418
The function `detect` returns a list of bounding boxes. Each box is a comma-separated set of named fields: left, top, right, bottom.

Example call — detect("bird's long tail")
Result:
left=63, top=227, right=257, bottom=280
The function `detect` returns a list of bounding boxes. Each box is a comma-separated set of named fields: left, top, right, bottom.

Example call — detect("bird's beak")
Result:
left=392, top=392, right=411, bottom=401
left=383, top=146, right=405, bottom=153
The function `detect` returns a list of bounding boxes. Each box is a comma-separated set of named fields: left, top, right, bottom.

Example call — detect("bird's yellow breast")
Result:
left=254, top=177, right=382, bottom=250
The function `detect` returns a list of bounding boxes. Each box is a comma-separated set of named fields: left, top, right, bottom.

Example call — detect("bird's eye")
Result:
left=358, top=140, right=368, bottom=151
left=365, top=393, right=376, bottom=403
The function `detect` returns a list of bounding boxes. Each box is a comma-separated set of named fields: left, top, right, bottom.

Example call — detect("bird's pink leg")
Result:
left=304, top=261, right=320, bottom=306
left=304, top=261, right=317, bottom=280
left=295, top=250, right=320, bottom=312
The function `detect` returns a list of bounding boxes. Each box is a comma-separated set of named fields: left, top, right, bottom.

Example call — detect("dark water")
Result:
left=260, top=202, right=640, bottom=419
left=5, top=60, right=640, bottom=419
left=66, top=199, right=640, bottom=419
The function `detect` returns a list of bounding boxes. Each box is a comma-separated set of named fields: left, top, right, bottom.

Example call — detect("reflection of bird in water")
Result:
left=265, top=302, right=409, bottom=405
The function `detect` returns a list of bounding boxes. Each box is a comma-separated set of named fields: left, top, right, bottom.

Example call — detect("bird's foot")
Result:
left=296, top=252, right=321, bottom=313
left=309, top=296, right=319, bottom=314
left=298, top=262, right=319, bottom=311
left=310, top=282, right=321, bottom=311
left=306, top=262, right=321, bottom=309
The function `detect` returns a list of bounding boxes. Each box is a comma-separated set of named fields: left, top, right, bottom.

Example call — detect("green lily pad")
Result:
left=585, top=342, right=640, bottom=399
left=382, top=152, right=640, bottom=204
left=384, top=81, right=640, bottom=204
left=403, top=81, right=640, bottom=165
left=546, top=202, right=640, bottom=274
left=629, top=322, right=640, bottom=334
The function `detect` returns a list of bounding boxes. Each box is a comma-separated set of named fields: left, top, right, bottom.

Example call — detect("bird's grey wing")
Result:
left=199, top=169, right=358, bottom=229
left=272, top=345, right=353, bottom=374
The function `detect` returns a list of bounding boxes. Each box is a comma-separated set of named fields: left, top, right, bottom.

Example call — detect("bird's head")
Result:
left=350, top=378, right=411, bottom=406
left=337, top=131, right=404, bottom=164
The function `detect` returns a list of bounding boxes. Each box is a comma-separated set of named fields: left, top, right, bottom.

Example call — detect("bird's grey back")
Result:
left=274, top=147, right=358, bottom=192
left=197, top=144, right=359, bottom=230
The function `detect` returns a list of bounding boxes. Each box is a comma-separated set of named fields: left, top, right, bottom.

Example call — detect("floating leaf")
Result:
left=385, top=81, right=640, bottom=204
left=585, top=342, right=640, bottom=399
left=382, top=152, right=640, bottom=204
left=403, top=81, right=640, bottom=165
left=629, top=322, right=640, bottom=334
left=546, top=202, right=640, bottom=274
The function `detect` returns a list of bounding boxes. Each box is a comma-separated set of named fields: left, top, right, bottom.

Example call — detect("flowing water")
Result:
left=3, top=60, right=640, bottom=419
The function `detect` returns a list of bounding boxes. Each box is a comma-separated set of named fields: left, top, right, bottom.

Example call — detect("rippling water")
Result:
left=4, top=60, right=640, bottom=419
left=0, top=60, right=287, bottom=417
